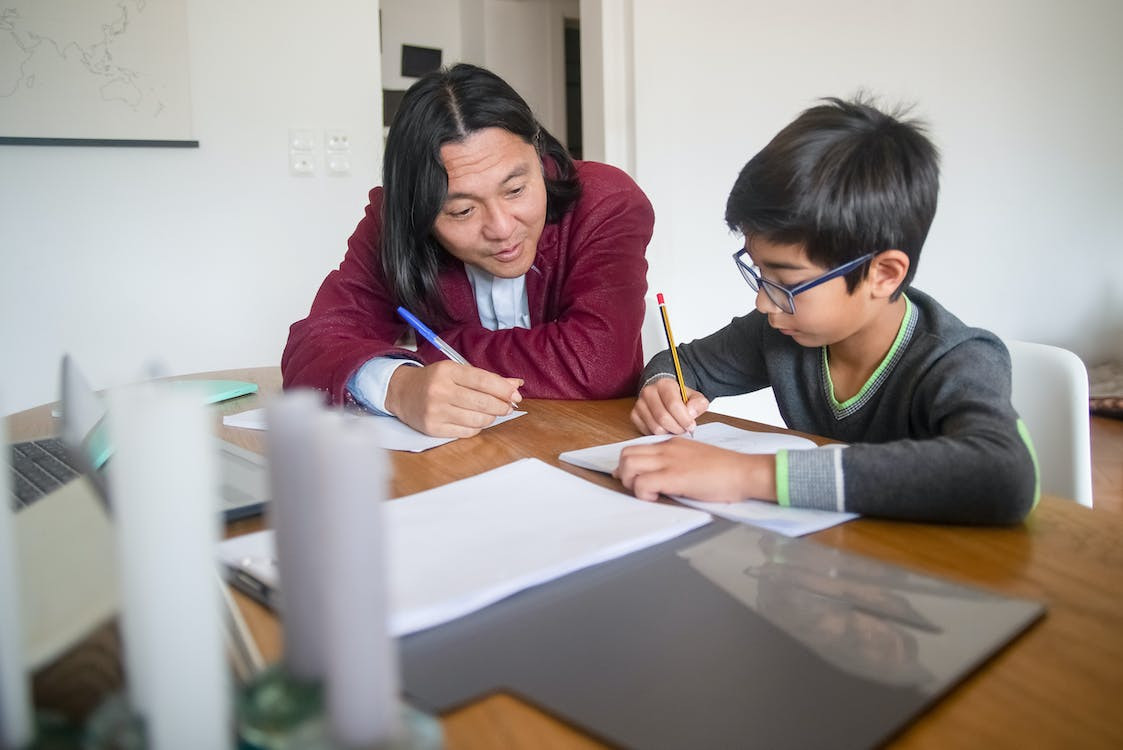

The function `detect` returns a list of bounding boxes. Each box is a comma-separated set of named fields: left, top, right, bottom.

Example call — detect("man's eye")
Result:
left=448, top=207, right=472, bottom=218
left=507, top=185, right=525, bottom=198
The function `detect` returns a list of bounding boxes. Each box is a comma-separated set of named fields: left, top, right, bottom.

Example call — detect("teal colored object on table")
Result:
left=170, top=379, right=258, bottom=404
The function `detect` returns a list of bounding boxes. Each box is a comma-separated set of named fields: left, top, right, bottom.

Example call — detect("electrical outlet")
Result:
left=289, top=128, right=317, bottom=151
left=289, top=150, right=316, bottom=176
left=325, top=129, right=351, bottom=152
left=326, top=152, right=351, bottom=176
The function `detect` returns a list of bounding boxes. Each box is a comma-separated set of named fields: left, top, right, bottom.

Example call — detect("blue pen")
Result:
left=396, top=306, right=522, bottom=410
left=396, top=306, right=470, bottom=365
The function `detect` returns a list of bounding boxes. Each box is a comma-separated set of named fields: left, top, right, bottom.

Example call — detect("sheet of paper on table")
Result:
left=222, top=407, right=525, bottom=452
left=217, top=458, right=711, bottom=635
left=559, top=421, right=858, bottom=536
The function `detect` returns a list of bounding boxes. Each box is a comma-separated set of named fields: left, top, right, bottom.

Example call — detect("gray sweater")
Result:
left=643, top=290, right=1038, bottom=524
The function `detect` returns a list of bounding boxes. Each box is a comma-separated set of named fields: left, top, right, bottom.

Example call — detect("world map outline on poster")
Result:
left=0, top=0, right=195, bottom=144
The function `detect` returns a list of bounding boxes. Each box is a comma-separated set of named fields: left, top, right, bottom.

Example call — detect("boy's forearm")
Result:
left=739, top=453, right=777, bottom=502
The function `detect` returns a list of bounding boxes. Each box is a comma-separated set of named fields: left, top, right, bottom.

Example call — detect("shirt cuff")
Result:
left=347, top=357, right=421, bottom=416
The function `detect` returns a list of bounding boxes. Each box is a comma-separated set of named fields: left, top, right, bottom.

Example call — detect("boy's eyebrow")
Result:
left=758, top=259, right=809, bottom=271
left=747, top=251, right=810, bottom=272
left=444, top=164, right=530, bottom=202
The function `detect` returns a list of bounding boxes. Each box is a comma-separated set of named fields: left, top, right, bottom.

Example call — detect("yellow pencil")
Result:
left=657, top=293, right=689, bottom=406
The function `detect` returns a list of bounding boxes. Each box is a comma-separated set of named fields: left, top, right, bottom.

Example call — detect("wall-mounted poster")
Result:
left=0, top=0, right=197, bottom=147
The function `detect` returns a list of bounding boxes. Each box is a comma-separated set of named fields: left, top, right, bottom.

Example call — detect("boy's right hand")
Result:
left=631, top=377, right=709, bottom=436
left=385, top=360, right=523, bottom=438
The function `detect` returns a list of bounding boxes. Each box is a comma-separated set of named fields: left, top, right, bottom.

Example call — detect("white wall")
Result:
left=380, top=0, right=576, bottom=147
left=0, top=1, right=383, bottom=414
left=483, top=0, right=577, bottom=146
left=580, top=0, right=635, bottom=172
left=631, top=0, right=1123, bottom=372
left=380, top=0, right=464, bottom=90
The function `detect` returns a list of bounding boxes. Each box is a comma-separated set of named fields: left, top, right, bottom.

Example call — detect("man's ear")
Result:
left=867, top=250, right=910, bottom=299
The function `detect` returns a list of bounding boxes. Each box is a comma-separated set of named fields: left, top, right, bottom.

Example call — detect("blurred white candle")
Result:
left=0, top=399, right=33, bottom=749
left=317, top=412, right=399, bottom=747
left=265, top=390, right=327, bottom=681
left=109, top=384, right=231, bottom=750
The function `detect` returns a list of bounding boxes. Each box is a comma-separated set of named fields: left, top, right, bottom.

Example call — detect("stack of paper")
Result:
left=218, top=458, right=710, bottom=635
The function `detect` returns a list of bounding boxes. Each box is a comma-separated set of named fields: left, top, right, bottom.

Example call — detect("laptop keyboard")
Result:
left=9, top=438, right=82, bottom=511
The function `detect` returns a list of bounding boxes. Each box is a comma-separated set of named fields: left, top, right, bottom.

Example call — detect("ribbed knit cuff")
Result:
left=785, top=445, right=848, bottom=512
left=775, top=450, right=791, bottom=507
left=641, top=372, right=678, bottom=391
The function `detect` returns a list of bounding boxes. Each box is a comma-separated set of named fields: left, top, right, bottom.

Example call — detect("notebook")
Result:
left=7, top=355, right=269, bottom=521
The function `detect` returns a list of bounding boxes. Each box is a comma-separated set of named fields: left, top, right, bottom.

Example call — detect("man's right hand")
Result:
left=385, top=360, right=523, bottom=437
left=630, top=376, right=709, bottom=436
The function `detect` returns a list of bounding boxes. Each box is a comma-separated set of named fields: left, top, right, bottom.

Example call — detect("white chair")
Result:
left=1006, top=340, right=1093, bottom=507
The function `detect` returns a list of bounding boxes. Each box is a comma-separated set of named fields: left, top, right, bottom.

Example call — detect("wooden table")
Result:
left=9, top=367, right=1123, bottom=749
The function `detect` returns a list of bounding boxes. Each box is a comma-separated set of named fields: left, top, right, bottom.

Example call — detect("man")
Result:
left=282, top=64, right=653, bottom=437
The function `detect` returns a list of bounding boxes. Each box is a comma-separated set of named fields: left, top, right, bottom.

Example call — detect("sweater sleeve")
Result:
left=281, top=188, right=421, bottom=404
left=436, top=168, right=653, bottom=399
left=641, top=311, right=772, bottom=398
left=780, top=336, right=1039, bottom=525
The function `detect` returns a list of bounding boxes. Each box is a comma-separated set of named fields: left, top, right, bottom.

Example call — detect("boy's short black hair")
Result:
left=725, top=96, right=939, bottom=297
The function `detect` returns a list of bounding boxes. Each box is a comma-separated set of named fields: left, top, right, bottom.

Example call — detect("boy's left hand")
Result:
left=614, top=438, right=777, bottom=504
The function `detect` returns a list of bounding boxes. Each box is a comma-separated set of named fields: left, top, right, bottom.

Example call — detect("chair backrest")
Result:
left=1006, top=340, right=1093, bottom=507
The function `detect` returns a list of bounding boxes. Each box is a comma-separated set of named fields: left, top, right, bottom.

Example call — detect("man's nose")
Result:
left=482, top=203, right=516, bottom=240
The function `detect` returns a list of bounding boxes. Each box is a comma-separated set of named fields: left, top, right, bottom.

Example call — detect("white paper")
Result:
left=673, top=498, right=857, bottom=536
left=559, top=422, right=857, bottom=537
left=224, top=407, right=525, bottom=452
left=218, top=459, right=711, bottom=636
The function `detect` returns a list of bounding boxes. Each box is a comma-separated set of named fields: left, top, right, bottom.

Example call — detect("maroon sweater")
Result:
left=281, top=161, right=654, bottom=403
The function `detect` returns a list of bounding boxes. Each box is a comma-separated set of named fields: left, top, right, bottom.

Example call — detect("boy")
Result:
left=616, top=97, right=1037, bottom=524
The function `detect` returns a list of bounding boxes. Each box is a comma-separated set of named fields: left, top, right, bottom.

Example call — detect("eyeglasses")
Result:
left=732, top=248, right=875, bottom=314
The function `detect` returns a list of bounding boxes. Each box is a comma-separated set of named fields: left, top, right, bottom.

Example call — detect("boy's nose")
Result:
left=755, top=286, right=784, bottom=314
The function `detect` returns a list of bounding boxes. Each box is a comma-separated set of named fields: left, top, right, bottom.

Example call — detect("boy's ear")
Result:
left=868, top=250, right=910, bottom=299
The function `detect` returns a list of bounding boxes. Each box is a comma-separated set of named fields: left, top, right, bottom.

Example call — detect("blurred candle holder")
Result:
left=82, top=693, right=145, bottom=750
left=237, top=663, right=324, bottom=749
left=237, top=665, right=442, bottom=750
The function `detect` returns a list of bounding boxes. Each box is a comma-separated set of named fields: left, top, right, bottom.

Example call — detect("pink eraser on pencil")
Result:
left=657, top=293, right=665, bottom=305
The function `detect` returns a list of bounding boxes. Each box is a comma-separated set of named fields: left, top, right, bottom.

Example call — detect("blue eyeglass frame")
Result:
left=732, top=248, right=875, bottom=314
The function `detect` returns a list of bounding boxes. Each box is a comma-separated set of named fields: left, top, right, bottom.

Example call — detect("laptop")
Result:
left=5, top=356, right=266, bottom=677
left=8, top=355, right=270, bottom=520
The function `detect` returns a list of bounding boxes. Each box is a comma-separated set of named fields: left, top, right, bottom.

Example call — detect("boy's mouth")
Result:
left=769, top=318, right=797, bottom=337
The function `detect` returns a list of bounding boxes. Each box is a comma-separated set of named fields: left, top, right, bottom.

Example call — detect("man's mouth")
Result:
left=492, top=242, right=523, bottom=262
